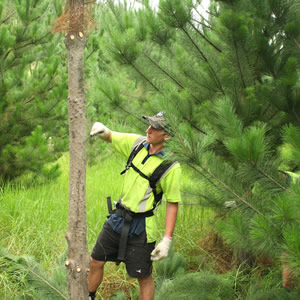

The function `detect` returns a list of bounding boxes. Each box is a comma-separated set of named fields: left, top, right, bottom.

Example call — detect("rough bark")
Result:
left=65, top=31, right=89, bottom=300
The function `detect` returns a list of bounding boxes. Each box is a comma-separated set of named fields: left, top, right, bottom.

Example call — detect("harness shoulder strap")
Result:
left=149, top=161, right=175, bottom=189
left=120, top=135, right=177, bottom=209
left=149, top=161, right=177, bottom=208
left=120, top=136, right=146, bottom=175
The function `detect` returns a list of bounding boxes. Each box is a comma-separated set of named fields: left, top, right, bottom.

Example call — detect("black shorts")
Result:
left=91, top=221, right=155, bottom=278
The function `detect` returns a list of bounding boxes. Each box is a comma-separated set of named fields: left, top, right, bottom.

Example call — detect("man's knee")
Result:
left=138, top=274, right=155, bottom=300
left=137, top=274, right=153, bottom=285
left=89, top=257, right=105, bottom=270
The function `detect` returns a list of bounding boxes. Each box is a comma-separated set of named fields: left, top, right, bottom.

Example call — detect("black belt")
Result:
left=115, top=206, right=154, bottom=261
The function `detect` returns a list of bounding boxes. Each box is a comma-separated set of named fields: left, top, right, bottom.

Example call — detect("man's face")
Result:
left=146, top=125, right=168, bottom=145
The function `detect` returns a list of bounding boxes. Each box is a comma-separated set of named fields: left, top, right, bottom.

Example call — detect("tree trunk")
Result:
left=65, top=30, right=89, bottom=300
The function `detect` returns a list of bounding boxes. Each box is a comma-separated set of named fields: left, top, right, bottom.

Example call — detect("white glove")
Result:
left=90, top=122, right=110, bottom=139
left=224, top=200, right=237, bottom=209
left=151, top=236, right=172, bottom=261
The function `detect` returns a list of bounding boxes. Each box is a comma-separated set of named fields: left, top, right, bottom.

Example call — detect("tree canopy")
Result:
left=91, top=0, right=300, bottom=275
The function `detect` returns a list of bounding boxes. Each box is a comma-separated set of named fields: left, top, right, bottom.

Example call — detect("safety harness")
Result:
left=107, top=137, right=176, bottom=261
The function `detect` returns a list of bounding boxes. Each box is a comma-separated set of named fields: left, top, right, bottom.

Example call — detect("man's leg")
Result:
left=88, top=258, right=106, bottom=295
left=281, top=252, right=294, bottom=289
left=282, top=262, right=293, bottom=289
left=138, top=274, right=155, bottom=300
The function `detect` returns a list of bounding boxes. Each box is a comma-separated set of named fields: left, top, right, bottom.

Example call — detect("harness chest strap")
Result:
left=120, top=137, right=175, bottom=209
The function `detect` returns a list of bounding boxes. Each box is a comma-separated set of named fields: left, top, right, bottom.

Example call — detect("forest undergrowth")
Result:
left=0, top=152, right=297, bottom=299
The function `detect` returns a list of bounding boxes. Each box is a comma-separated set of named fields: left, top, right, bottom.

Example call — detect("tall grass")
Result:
left=0, top=150, right=215, bottom=299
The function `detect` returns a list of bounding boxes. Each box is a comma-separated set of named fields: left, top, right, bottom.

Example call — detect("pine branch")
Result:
left=24, top=85, right=57, bottom=105
left=292, top=37, right=300, bottom=50
left=188, top=21, right=222, bottom=53
left=143, top=52, right=185, bottom=89
left=292, top=107, right=300, bottom=122
left=181, top=67, right=220, bottom=93
left=0, top=12, right=16, bottom=25
left=185, top=119, right=207, bottom=135
left=181, top=191, right=212, bottom=202
left=113, top=47, right=162, bottom=93
left=143, top=51, right=206, bottom=105
left=233, top=39, right=246, bottom=89
left=265, top=108, right=280, bottom=123
left=205, top=166, right=263, bottom=215
left=191, top=5, right=212, bottom=26
left=191, top=18, right=213, bottom=30
left=107, top=0, right=125, bottom=31
left=86, top=49, right=97, bottom=60
left=181, top=27, right=207, bottom=62
left=4, top=32, right=51, bottom=61
left=174, top=130, right=263, bottom=214
left=255, top=167, right=298, bottom=196
left=180, top=27, right=225, bottom=95
left=33, top=0, right=39, bottom=9
left=163, top=43, right=175, bottom=57
left=98, top=83, right=144, bottom=123
left=186, top=162, right=220, bottom=190
left=131, top=61, right=161, bottom=92
left=1, top=250, right=67, bottom=300
left=116, top=103, right=144, bottom=123
left=26, top=268, right=67, bottom=300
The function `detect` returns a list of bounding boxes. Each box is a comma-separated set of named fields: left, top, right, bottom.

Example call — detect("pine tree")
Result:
left=92, top=0, right=300, bottom=283
left=0, top=0, right=69, bottom=183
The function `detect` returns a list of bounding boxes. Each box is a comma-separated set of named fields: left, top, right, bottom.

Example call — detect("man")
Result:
left=88, top=112, right=181, bottom=300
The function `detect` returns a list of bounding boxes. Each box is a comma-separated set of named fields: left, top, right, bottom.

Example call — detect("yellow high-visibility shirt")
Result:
left=112, top=132, right=181, bottom=242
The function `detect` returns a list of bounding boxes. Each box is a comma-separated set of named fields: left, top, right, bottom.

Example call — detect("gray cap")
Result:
left=142, top=112, right=168, bottom=130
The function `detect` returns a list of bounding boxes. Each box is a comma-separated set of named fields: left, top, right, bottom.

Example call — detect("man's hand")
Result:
left=90, top=122, right=110, bottom=139
left=151, top=236, right=172, bottom=261
left=224, top=200, right=237, bottom=209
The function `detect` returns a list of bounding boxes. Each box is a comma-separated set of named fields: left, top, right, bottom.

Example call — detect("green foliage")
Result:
left=250, top=214, right=281, bottom=258
left=281, top=125, right=300, bottom=166
left=112, top=288, right=139, bottom=300
left=145, top=8, right=174, bottom=46
left=225, top=123, right=270, bottom=166
left=1, top=152, right=299, bottom=298
left=155, top=271, right=234, bottom=300
left=154, top=249, right=186, bottom=282
left=216, top=211, right=252, bottom=253
left=282, top=224, right=300, bottom=277
left=158, top=0, right=193, bottom=29
left=1, top=125, right=61, bottom=181
left=0, top=0, right=68, bottom=182
left=246, top=287, right=300, bottom=300
left=0, top=247, right=67, bottom=300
